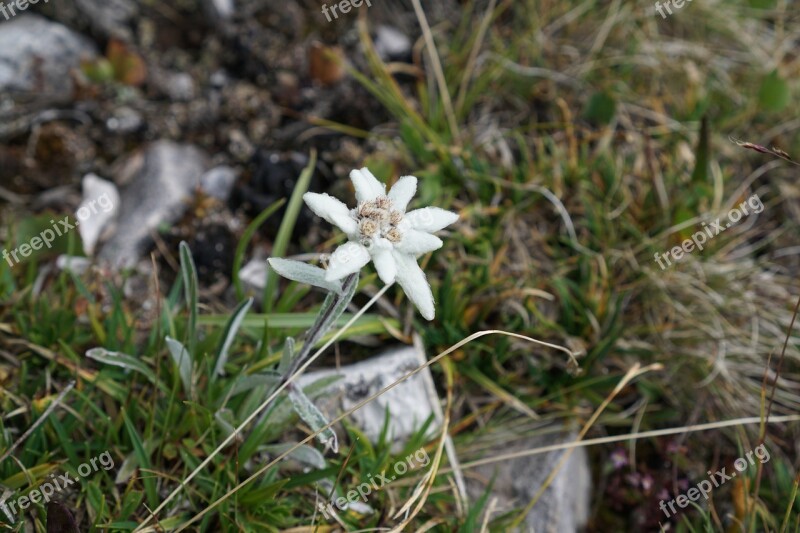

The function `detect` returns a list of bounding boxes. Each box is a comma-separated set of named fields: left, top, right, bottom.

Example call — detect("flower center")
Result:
left=354, top=196, right=404, bottom=246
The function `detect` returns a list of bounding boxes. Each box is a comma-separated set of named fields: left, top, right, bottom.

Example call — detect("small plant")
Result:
left=268, top=166, right=458, bottom=443
left=125, top=166, right=459, bottom=531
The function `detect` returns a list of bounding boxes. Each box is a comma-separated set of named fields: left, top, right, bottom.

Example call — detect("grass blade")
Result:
left=179, top=242, right=199, bottom=355
left=232, top=199, right=286, bottom=300
left=263, top=150, right=317, bottom=311
left=212, top=298, right=254, bottom=379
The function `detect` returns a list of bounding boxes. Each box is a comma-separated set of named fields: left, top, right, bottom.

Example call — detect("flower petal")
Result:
left=325, top=242, right=371, bottom=281
left=303, top=192, right=358, bottom=236
left=371, top=238, right=397, bottom=284
left=394, top=229, right=443, bottom=256
left=351, top=168, right=386, bottom=203
left=405, top=207, right=459, bottom=233
left=387, top=175, right=417, bottom=212
left=393, top=251, right=435, bottom=320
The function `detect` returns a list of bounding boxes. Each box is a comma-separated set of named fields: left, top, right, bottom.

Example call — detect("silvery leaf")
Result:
left=268, top=258, right=343, bottom=295
left=288, top=386, right=338, bottom=453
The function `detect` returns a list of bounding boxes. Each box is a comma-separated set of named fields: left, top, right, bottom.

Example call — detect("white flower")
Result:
left=303, top=167, right=458, bottom=320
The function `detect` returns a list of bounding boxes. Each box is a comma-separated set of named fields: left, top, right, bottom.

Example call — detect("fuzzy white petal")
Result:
left=325, top=242, right=370, bottom=281
left=350, top=168, right=386, bottom=203
left=393, top=251, right=435, bottom=320
left=405, top=207, right=459, bottom=233
left=303, top=192, right=358, bottom=236
left=370, top=238, right=397, bottom=284
left=394, top=229, right=443, bottom=256
left=387, top=175, right=417, bottom=212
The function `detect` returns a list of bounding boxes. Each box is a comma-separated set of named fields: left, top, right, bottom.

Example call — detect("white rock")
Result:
left=239, top=258, right=267, bottom=292
left=77, top=174, right=120, bottom=256
left=97, top=141, right=209, bottom=268
left=298, top=343, right=439, bottom=447
left=200, top=166, right=238, bottom=201
left=0, top=14, right=98, bottom=99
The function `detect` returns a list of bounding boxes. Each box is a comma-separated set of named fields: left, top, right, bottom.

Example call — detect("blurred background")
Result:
left=1, top=0, right=799, bottom=531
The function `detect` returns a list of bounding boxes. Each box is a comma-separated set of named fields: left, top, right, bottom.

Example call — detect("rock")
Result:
left=56, top=255, right=91, bottom=275
left=75, top=0, right=136, bottom=38
left=153, top=71, right=196, bottom=102
left=239, top=258, right=267, bottom=295
left=106, top=107, right=144, bottom=134
left=374, top=26, right=412, bottom=62
left=98, top=141, right=209, bottom=268
left=77, top=174, right=120, bottom=255
left=298, top=344, right=440, bottom=448
left=47, top=0, right=138, bottom=40
left=0, top=14, right=98, bottom=100
left=202, top=0, right=235, bottom=28
left=200, top=166, right=238, bottom=202
left=466, top=428, right=592, bottom=532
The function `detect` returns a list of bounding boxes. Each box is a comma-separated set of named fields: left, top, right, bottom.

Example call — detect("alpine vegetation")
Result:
left=261, top=167, right=456, bottom=465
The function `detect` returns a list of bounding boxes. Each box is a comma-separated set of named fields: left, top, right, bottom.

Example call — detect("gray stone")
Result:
left=154, top=71, right=196, bottom=102
left=200, top=165, right=238, bottom=201
left=73, top=0, right=136, bottom=38
left=98, top=141, right=209, bottom=268
left=0, top=14, right=98, bottom=99
left=466, top=428, right=591, bottom=532
left=202, top=0, right=235, bottom=28
left=106, top=107, right=144, bottom=134
left=298, top=344, right=440, bottom=447
left=238, top=258, right=267, bottom=295
left=374, top=26, right=411, bottom=62
left=77, top=174, right=120, bottom=255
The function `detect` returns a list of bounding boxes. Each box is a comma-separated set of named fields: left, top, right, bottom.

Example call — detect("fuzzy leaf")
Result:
left=279, top=337, right=295, bottom=374
left=268, top=258, right=344, bottom=295
left=165, top=336, right=193, bottom=397
left=85, top=348, right=158, bottom=385
left=262, top=442, right=327, bottom=469
left=289, top=386, right=338, bottom=453
left=213, top=298, right=254, bottom=379
left=227, top=373, right=280, bottom=397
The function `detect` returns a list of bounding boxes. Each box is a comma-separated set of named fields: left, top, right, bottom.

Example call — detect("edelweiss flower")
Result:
left=303, top=168, right=458, bottom=320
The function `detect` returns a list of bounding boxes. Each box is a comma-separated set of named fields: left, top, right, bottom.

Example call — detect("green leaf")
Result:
left=179, top=241, right=199, bottom=354
left=583, top=91, right=616, bottom=125
left=279, top=337, right=295, bottom=374
left=213, top=298, right=254, bottom=379
left=165, top=337, right=193, bottom=397
left=288, top=386, right=338, bottom=453
left=121, top=410, right=158, bottom=509
left=758, top=70, right=790, bottom=113
left=261, top=442, right=326, bottom=470
left=267, top=258, right=343, bottom=295
left=264, top=150, right=318, bottom=310
left=233, top=199, right=286, bottom=300
left=85, top=348, right=159, bottom=386
left=227, top=373, right=281, bottom=397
